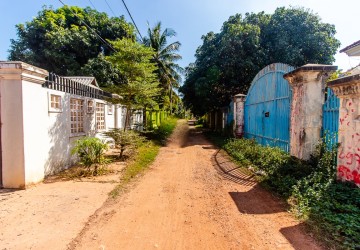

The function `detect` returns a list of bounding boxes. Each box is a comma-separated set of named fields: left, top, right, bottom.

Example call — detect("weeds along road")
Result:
left=70, top=120, right=323, bottom=250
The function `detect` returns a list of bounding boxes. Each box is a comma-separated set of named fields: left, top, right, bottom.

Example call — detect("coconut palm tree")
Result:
left=143, top=22, right=183, bottom=112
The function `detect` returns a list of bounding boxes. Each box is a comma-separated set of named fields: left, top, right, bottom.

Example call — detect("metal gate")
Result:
left=322, top=88, right=339, bottom=149
left=244, top=63, right=294, bottom=152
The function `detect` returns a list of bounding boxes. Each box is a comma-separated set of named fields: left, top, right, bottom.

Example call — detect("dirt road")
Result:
left=71, top=120, right=322, bottom=250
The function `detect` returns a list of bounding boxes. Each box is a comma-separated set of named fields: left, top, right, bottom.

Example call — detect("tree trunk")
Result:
left=143, top=107, right=147, bottom=131
left=124, top=106, right=131, bottom=132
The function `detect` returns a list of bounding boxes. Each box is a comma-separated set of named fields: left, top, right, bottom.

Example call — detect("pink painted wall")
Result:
left=337, top=98, right=360, bottom=186
left=329, top=75, right=360, bottom=187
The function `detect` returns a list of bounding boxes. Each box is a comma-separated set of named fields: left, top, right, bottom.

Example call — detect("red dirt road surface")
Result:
left=71, top=120, right=323, bottom=250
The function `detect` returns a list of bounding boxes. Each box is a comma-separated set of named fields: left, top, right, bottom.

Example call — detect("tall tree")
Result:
left=143, top=22, right=183, bottom=111
left=106, top=38, right=160, bottom=130
left=180, top=7, right=340, bottom=116
left=8, top=5, right=135, bottom=87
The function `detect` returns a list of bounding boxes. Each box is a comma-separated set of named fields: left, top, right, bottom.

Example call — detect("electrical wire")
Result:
left=104, top=0, right=116, bottom=17
left=120, top=0, right=143, bottom=41
left=88, top=0, right=96, bottom=9
left=57, top=0, right=116, bottom=52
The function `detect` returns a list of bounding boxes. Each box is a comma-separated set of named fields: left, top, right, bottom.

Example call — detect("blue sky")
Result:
left=1, top=0, right=359, bottom=71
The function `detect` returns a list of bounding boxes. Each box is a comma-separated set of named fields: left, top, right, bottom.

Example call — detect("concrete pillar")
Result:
left=233, top=94, right=246, bottom=138
left=221, top=107, right=227, bottom=131
left=284, top=64, right=337, bottom=160
left=328, top=74, right=360, bottom=186
left=0, top=61, right=48, bottom=188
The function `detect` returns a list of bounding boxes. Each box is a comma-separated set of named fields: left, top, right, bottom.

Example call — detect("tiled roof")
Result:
left=62, top=76, right=100, bottom=89
left=340, top=40, right=360, bottom=53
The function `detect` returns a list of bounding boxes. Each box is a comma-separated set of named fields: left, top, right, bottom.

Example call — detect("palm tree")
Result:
left=143, top=22, right=183, bottom=112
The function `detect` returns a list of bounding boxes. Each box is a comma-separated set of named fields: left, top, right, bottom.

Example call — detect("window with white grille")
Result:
left=96, top=102, right=105, bottom=130
left=87, top=100, right=94, bottom=113
left=70, top=98, right=84, bottom=135
left=49, top=94, right=62, bottom=112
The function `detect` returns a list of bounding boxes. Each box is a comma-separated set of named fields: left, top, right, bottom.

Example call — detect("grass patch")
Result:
left=205, top=132, right=360, bottom=250
left=110, top=117, right=178, bottom=197
left=110, top=140, right=160, bottom=197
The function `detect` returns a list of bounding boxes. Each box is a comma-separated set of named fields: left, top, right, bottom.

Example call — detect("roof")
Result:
left=62, top=76, right=101, bottom=90
left=339, top=40, right=360, bottom=56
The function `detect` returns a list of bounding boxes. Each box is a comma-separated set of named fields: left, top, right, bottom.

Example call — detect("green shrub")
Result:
left=103, top=129, right=145, bottom=159
left=142, top=117, right=178, bottom=145
left=71, top=137, right=108, bottom=175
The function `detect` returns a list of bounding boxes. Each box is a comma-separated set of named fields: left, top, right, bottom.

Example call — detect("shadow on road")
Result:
left=229, top=187, right=285, bottom=214
left=280, top=223, right=320, bottom=250
left=212, top=148, right=257, bottom=187
left=0, top=188, right=20, bottom=194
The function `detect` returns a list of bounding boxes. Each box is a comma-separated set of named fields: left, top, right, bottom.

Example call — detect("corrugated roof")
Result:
left=340, top=40, right=360, bottom=53
left=62, top=76, right=100, bottom=89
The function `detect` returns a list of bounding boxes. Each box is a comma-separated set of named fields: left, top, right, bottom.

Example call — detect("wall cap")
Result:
left=0, top=61, right=48, bottom=84
left=328, top=73, right=360, bottom=97
left=233, top=93, right=246, bottom=102
left=283, top=64, right=337, bottom=79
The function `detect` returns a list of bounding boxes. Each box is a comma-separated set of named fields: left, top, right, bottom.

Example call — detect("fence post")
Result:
left=233, top=94, right=246, bottom=138
left=328, top=74, right=360, bottom=187
left=283, top=64, right=337, bottom=160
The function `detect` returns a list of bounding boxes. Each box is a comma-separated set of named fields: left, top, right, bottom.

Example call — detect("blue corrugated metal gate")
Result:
left=244, top=63, right=294, bottom=152
left=322, top=88, right=339, bottom=149
left=227, top=100, right=234, bottom=126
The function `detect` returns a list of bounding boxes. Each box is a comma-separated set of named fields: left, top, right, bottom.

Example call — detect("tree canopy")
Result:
left=180, top=7, right=341, bottom=116
left=106, top=38, right=160, bottom=128
left=143, top=22, right=183, bottom=111
left=8, top=5, right=135, bottom=87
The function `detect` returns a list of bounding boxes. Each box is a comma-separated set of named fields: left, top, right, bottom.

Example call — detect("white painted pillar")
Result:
left=0, top=61, right=48, bottom=188
left=233, top=94, right=246, bottom=138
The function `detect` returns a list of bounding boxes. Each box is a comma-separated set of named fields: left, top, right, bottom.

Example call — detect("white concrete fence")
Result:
left=0, top=61, right=142, bottom=188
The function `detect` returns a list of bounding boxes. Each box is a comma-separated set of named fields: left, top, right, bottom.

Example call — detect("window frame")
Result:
left=70, top=98, right=85, bottom=137
left=96, top=102, right=106, bottom=131
left=48, top=93, right=62, bottom=113
left=86, top=99, right=94, bottom=114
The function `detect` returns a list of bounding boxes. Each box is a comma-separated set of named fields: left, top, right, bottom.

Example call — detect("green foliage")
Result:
left=155, top=117, right=178, bottom=144
left=143, top=22, right=183, bottom=111
left=103, top=129, right=145, bottom=159
left=106, top=38, right=161, bottom=128
left=106, top=38, right=160, bottom=109
left=180, top=7, right=340, bottom=115
left=8, top=6, right=135, bottom=87
left=142, top=116, right=178, bottom=145
left=71, top=137, right=108, bottom=174
left=219, top=137, right=360, bottom=249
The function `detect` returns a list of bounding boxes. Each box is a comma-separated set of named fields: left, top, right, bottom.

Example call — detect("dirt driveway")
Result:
left=70, top=120, right=323, bottom=250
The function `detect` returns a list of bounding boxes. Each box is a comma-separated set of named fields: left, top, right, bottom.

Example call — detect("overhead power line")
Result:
left=88, top=0, right=96, bottom=9
left=104, top=0, right=116, bottom=17
left=120, top=0, right=143, bottom=41
left=57, top=0, right=117, bottom=52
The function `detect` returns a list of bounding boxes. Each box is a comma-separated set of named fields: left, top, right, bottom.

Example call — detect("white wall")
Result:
left=0, top=61, right=141, bottom=188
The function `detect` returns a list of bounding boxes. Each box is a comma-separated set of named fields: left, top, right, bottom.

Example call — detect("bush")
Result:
left=103, top=129, right=145, bottom=159
left=71, top=137, right=108, bottom=175
left=141, top=117, right=178, bottom=145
